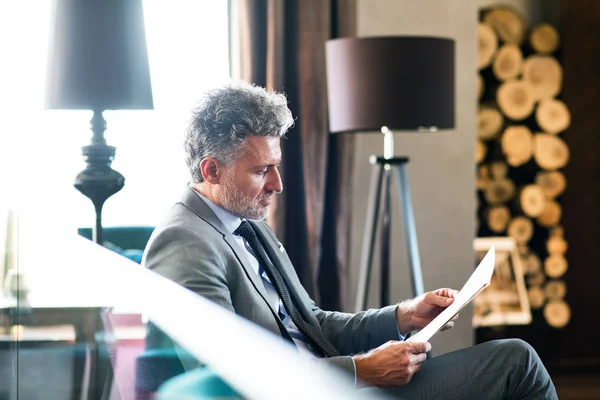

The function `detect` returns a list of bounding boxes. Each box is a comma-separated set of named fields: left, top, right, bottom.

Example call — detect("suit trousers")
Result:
left=362, top=339, right=558, bottom=400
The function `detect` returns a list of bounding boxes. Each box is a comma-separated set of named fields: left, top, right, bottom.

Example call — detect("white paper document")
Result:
left=406, top=247, right=496, bottom=343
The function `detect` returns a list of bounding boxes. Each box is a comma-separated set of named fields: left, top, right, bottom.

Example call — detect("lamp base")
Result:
left=74, top=111, right=125, bottom=245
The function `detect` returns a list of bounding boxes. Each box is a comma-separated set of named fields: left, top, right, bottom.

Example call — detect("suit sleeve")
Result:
left=312, top=304, right=401, bottom=355
left=142, top=225, right=234, bottom=313
left=256, top=220, right=401, bottom=355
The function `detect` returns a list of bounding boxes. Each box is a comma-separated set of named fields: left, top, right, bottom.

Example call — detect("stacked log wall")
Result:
left=476, top=4, right=571, bottom=331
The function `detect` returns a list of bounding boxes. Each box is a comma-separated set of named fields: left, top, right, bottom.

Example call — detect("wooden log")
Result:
left=490, top=161, right=508, bottom=180
left=524, top=251, right=542, bottom=275
left=528, top=270, right=546, bottom=287
left=544, top=254, right=568, bottom=278
left=477, top=165, right=490, bottom=190
left=486, top=205, right=511, bottom=233
left=536, top=99, right=571, bottom=135
left=536, top=200, right=562, bottom=228
left=547, top=235, right=568, bottom=255
left=478, top=106, right=504, bottom=140
left=517, top=244, right=529, bottom=256
left=550, top=225, right=564, bottom=237
left=545, top=279, right=567, bottom=300
left=522, top=55, right=563, bottom=100
left=535, top=170, right=566, bottom=199
left=529, top=23, right=560, bottom=54
left=477, top=73, right=484, bottom=101
left=476, top=140, right=487, bottom=164
left=519, top=184, right=546, bottom=218
left=507, top=216, right=534, bottom=244
left=543, top=300, right=571, bottom=328
left=483, top=178, right=516, bottom=205
left=482, top=6, right=526, bottom=45
left=501, top=125, right=533, bottom=166
left=478, top=23, right=498, bottom=70
left=533, top=133, right=570, bottom=170
left=528, top=286, right=546, bottom=309
left=497, top=79, right=536, bottom=121
left=492, top=44, right=523, bottom=81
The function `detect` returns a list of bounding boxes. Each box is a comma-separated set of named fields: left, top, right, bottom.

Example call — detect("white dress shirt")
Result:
left=192, top=188, right=317, bottom=358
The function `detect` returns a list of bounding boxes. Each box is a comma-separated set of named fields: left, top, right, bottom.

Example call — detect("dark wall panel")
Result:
left=558, top=0, right=600, bottom=369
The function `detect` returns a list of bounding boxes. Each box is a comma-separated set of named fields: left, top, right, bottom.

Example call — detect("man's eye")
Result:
left=257, top=169, right=268, bottom=176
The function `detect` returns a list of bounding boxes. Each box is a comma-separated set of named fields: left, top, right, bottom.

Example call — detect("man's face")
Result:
left=217, top=136, right=283, bottom=221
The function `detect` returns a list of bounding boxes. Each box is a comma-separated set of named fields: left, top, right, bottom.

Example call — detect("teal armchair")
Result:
left=78, top=226, right=155, bottom=263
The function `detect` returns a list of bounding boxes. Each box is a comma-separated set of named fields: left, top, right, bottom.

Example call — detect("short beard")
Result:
left=220, top=173, right=271, bottom=221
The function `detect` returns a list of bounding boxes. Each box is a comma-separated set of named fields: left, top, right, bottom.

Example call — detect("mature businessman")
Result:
left=142, top=81, right=557, bottom=399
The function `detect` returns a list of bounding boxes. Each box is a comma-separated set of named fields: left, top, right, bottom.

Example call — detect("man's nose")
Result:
left=266, top=168, right=283, bottom=193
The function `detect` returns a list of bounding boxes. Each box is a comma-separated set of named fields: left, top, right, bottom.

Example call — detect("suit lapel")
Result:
left=179, top=187, right=272, bottom=309
left=251, top=222, right=316, bottom=321
left=222, top=234, right=272, bottom=307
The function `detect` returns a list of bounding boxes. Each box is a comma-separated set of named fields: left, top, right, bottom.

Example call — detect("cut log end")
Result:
left=476, top=140, right=487, bottom=164
left=478, top=23, right=498, bottom=69
left=493, top=44, right=523, bottom=81
left=544, top=255, right=568, bottom=278
left=545, top=280, right=567, bottom=300
left=528, top=286, right=545, bottom=309
left=478, top=106, right=504, bottom=140
left=535, top=170, right=566, bottom=199
left=534, top=133, right=570, bottom=170
left=482, top=6, right=526, bottom=45
left=501, top=125, right=533, bottom=167
left=507, top=216, right=534, bottom=244
left=484, top=178, right=516, bottom=205
left=550, top=225, right=564, bottom=238
left=524, top=252, right=542, bottom=275
left=537, top=201, right=562, bottom=228
left=536, top=99, right=571, bottom=135
left=544, top=300, right=571, bottom=328
left=486, top=206, right=511, bottom=233
left=530, top=23, right=560, bottom=54
left=490, top=161, right=509, bottom=179
left=520, top=184, right=546, bottom=218
left=477, top=73, right=484, bottom=101
left=497, top=80, right=536, bottom=120
left=547, top=236, right=568, bottom=254
left=477, top=165, right=490, bottom=190
left=528, top=271, right=546, bottom=287
left=523, top=55, right=563, bottom=101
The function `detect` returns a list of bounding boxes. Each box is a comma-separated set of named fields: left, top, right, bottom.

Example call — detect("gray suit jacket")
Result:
left=142, top=186, right=400, bottom=376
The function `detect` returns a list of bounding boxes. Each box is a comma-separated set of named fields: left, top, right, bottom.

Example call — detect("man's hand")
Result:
left=396, top=288, right=459, bottom=333
left=353, top=341, right=430, bottom=387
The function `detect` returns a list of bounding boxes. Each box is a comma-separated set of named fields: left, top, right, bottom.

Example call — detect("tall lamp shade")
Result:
left=45, top=0, right=153, bottom=111
left=44, top=0, right=153, bottom=245
left=325, top=36, right=455, bottom=310
left=325, top=36, right=454, bottom=133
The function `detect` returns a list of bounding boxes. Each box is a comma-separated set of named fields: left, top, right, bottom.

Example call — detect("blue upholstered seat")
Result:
left=157, top=367, right=242, bottom=400
left=135, top=348, right=187, bottom=394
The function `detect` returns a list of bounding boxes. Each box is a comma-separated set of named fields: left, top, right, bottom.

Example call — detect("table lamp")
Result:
left=325, top=36, right=455, bottom=311
left=45, top=0, right=154, bottom=245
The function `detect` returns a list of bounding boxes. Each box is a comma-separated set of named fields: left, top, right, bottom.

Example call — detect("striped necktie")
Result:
left=234, top=221, right=340, bottom=357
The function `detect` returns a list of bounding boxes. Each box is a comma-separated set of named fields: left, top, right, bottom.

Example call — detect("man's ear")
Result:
left=199, top=157, right=221, bottom=184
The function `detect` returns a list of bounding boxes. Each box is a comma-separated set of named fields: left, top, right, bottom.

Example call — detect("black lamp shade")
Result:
left=325, top=36, right=455, bottom=133
left=45, top=0, right=153, bottom=110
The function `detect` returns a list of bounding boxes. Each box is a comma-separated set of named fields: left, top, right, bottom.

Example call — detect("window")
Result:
left=0, top=1, right=230, bottom=232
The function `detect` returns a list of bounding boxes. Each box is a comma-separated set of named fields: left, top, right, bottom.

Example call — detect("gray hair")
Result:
left=184, top=81, right=294, bottom=183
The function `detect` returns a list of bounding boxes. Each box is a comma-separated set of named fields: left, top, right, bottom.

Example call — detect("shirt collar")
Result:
left=191, top=185, right=242, bottom=234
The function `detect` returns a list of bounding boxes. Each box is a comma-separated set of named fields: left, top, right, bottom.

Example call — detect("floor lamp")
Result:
left=45, top=0, right=154, bottom=245
left=325, top=37, right=455, bottom=311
